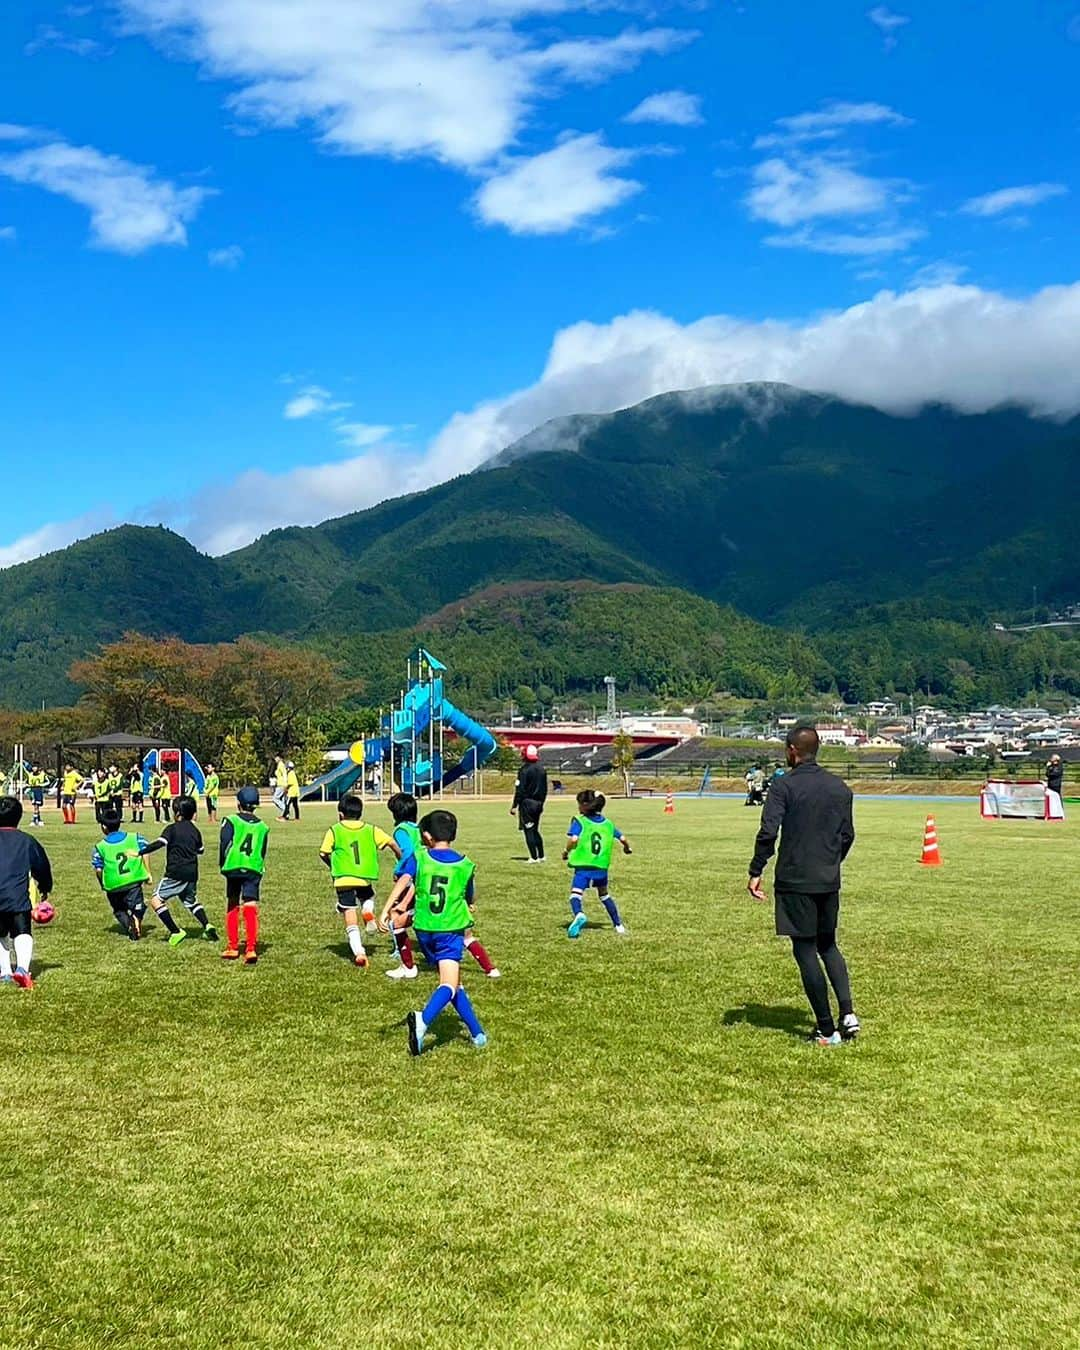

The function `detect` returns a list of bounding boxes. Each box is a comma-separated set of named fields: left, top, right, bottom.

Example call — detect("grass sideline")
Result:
left=1, top=798, right=1077, bottom=1348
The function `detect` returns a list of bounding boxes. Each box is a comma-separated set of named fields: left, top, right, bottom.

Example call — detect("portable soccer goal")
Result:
left=980, top=779, right=1065, bottom=820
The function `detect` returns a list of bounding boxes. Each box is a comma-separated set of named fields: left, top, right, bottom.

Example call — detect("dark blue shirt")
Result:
left=0, top=828, right=53, bottom=912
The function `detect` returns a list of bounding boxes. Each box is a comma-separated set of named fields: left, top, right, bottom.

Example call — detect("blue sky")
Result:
left=2, top=0, right=1079, bottom=561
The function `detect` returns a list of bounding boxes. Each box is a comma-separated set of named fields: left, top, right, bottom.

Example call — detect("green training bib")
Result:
left=567, top=815, right=616, bottom=870
left=222, top=815, right=269, bottom=875
left=98, top=834, right=150, bottom=892
left=413, top=850, right=475, bottom=933
left=329, top=821, right=379, bottom=880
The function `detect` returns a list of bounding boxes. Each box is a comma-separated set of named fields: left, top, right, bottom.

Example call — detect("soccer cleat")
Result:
left=221, top=947, right=240, bottom=961
left=365, top=920, right=378, bottom=935
left=203, top=926, right=218, bottom=941
left=243, top=949, right=258, bottom=965
left=168, top=930, right=188, bottom=947
left=487, top=968, right=501, bottom=979
left=567, top=912, right=587, bottom=940
left=354, top=952, right=368, bottom=969
left=840, top=1013, right=860, bottom=1041
left=811, top=1029, right=842, bottom=1047
left=130, top=912, right=142, bottom=941
left=12, top=968, right=33, bottom=990
left=472, top=1032, right=488, bottom=1049
left=385, top=963, right=418, bottom=981
left=0, top=974, right=12, bottom=984
left=406, top=1010, right=426, bottom=1057
left=614, top=924, right=629, bottom=936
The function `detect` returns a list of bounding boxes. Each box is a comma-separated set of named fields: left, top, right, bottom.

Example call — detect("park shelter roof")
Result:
left=63, top=732, right=171, bottom=750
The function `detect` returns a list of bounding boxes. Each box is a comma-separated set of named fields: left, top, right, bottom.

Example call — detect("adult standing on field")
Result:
left=746, top=725, right=860, bottom=1047
left=511, top=744, right=548, bottom=863
left=1045, top=754, right=1064, bottom=812
left=272, top=754, right=288, bottom=819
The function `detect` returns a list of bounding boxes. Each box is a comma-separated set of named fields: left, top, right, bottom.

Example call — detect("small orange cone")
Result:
left=663, top=791, right=675, bottom=815
left=919, top=815, right=942, bottom=866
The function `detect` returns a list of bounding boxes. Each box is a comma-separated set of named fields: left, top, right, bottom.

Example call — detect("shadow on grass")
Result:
left=377, top=1011, right=473, bottom=1055
left=722, top=1003, right=811, bottom=1039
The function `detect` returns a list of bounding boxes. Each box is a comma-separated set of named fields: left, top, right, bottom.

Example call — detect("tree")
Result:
left=221, top=639, right=356, bottom=761
left=295, top=724, right=329, bottom=783
left=513, top=684, right=538, bottom=719
left=220, top=728, right=261, bottom=789
left=610, top=728, right=636, bottom=797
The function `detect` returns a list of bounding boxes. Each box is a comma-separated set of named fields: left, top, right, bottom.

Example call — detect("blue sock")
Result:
left=569, top=890, right=584, bottom=916
left=421, top=983, right=454, bottom=1027
left=452, top=986, right=484, bottom=1038
left=601, top=895, right=622, bottom=927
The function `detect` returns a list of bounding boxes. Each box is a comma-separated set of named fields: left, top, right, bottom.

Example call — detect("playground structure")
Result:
left=141, top=747, right=206, bottom=797
left=301, top=648, right=497, bottom=801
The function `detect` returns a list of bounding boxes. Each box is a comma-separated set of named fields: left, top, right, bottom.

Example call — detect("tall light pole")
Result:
left=604, top=675, right=617, bottom=723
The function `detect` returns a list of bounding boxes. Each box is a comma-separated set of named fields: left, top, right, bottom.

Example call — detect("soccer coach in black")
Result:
left=747, top=725, right=859, bottom=1046
left=510, top=744, right=548, bottom=862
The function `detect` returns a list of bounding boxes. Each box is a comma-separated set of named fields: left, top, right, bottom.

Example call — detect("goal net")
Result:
left=980, top=780, right=1064, bottom=820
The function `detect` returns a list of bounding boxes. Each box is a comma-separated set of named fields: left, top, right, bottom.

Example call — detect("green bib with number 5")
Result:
left=414, top=850, right=475, bottom=932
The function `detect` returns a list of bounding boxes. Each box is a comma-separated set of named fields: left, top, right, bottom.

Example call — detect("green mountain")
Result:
left=1, top=383, right=1077, bottom=708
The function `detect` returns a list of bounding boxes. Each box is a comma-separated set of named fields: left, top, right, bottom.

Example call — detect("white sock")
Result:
left=13, top=933, right=32, bottom=972
left=0, top=942, right=11, bottom=977
left=346, top=924, right=365, bottom=958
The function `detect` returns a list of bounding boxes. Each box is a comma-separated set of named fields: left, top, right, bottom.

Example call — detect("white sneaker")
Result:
left=614, top=924, right=628, bottom=936
left=487, top=968, right=501, bottom=979
left=385, top=964, right=418, bottom=980
left=364, top=919, right=378, bottom=935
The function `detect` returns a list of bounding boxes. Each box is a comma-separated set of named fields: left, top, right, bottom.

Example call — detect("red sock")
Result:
left=397, top=932, right=415, bottom=970
left=467, top=938, right=494, bottom=974
left=226, top=906, right=240, bottom=949
left=242, top=903, right=259, bottom=951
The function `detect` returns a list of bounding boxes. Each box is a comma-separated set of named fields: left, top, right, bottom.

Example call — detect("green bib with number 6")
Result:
left=567, top=815, right=615, bottom=870
left=414, top=850, right=475, bottom=932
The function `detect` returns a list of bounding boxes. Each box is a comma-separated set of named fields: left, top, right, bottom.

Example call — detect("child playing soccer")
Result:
left=0, top=795, right=53, bottom=989
left=128, top=762, right=145, bottom=823
left=383, top=809, right=488, bottom=1055
left=150, top=768, right=169, bottom=823
left=381, top=793, right=499, bottom=982
left=562, top=789, right=633, bottom=939
left=135, top=795, right=217, bottom=944
left=219, top=786, right=269, bottom=964
left=60, top=763, right=82, bottom=825
left=92, top=810, right=152, bottom=941
left=203, top=764, right=220, bottom=822
left=26, top=764, right=48, bottom=827
left=318, top=794, right=400, bottom=968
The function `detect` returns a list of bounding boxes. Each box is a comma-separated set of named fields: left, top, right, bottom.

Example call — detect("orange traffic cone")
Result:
left=663, top=791, right=675, bottom=815
left=919, top=815, right=942, bottom=866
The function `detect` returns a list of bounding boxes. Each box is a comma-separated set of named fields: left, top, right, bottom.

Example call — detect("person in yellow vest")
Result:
left=92, top=769, right=112, bottom=825
left=203, top=764, right=220, bottom=822
left=61, top=763, right=82, bottom=825
left=128, top=762, right=145, bottom=824
left=283, top=761, right=301, bottom=821
left=150, top=768, right=169, bottom=823
left=272, top=755, right=288, bottom=819
left=26, top=764, right=49, bottom=828
left=318, top=794, right=400, bottom=967
left=107, top=765, right=124, bottom=821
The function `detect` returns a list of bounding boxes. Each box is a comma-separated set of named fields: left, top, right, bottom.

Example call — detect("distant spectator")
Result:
left=1045, top=754, right=1064, bottom=796
left=511, top=745, right=548, bottom=863
left=745, top=764, right=766, bottom=807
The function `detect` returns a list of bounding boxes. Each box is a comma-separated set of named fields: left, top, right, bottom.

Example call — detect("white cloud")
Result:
left=208, top=243, right=244, bottom=267
left=114, top=1, right=692, bottom=165
left=754, top=100, right=909, bottom=149
left=336, top=422, right=393, bottom=448
left=283, top=385, right=348, bottom=419
left=0, top=124, right=38, bottom=141
left=867, top=6, right=909, bottom=49
left=960, top=183, right=1068, bottom=218
left=624, top=90, right=703, bottom=127
left=25, top=24, right=108, bottom=58
left=0, top=508, right=117, bottom=568
left=0, top=133, right=211, bottom=253
left=910, top=260, right=968, bottom=287
left=11, top=281, right=1080, bottom=565
left=747, top=156, right=895, bottom=227
left=474, top=133, right=641, bottom=234
left=765, top=225, right=923, bottom=255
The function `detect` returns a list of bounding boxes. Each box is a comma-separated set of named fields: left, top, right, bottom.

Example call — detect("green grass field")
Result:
left=2, top=798, right=1077, bottom=1348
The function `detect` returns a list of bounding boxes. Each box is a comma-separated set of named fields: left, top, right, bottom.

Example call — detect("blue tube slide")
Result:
left=440, top=700, right=497, bottom=787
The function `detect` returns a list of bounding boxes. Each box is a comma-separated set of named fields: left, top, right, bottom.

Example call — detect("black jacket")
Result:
left=1046, top=762, right=1064, bottom=793
left=749, top=761, right=854, bottom=894
left=512, top=762, right=548, bottom=809
left=0, top=828, right=53, bottom=912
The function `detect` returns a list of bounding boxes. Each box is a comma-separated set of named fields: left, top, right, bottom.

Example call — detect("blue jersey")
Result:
left=393, top=823, right=420, bottom=878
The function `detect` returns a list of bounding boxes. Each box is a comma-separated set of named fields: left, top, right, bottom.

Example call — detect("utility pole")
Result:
left=604, top=675, right=617, bottom=722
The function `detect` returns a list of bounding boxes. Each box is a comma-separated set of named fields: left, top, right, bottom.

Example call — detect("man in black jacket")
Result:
left=511, top=745, right=548, bottom=863
left=747, top=726, right=859, bottom=1046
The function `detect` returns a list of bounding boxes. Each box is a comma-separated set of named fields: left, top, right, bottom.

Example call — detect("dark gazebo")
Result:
left=54, top=733, right=174, bottom=805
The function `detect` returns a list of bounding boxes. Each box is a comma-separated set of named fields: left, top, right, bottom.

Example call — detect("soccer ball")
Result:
left=32, top=900, right=56, bottom=925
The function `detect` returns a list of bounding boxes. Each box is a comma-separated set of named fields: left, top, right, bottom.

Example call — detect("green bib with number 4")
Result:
left=414, top=850, right=475, bottom=932
left=222, top=815, right=269, bottom=875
